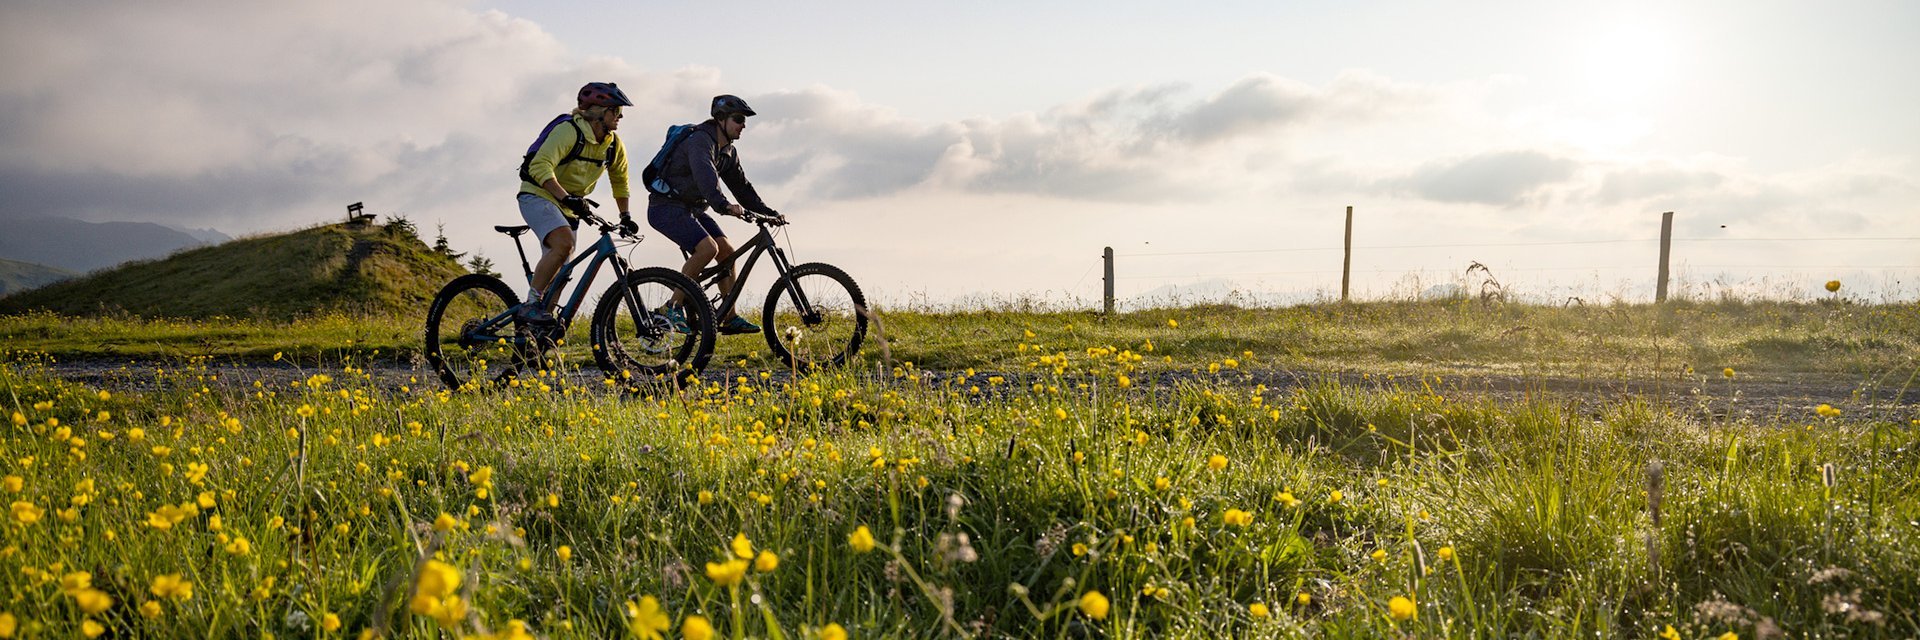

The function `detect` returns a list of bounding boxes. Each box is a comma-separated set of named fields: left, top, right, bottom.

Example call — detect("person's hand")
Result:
left=560, top=195, right=593, bottom=217
left=617, top=212, right=640, bottom=237
left=725, top=204, right=747, bottom=219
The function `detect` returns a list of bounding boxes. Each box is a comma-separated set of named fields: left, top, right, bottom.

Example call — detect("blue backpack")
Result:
left=517, top=114, right=615, bottom=185
left=641, top=123, right=710, bottom=199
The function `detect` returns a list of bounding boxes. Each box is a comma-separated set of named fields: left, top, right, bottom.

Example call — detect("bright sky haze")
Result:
left=2, top=0, right=1914, bottom=305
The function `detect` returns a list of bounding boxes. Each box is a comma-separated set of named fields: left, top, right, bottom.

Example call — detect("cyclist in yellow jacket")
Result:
left=515, top=82, right=639, bottom=325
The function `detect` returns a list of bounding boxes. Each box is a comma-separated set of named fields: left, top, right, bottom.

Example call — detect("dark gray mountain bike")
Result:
left=694, top=210, right=867, bottom=372
left=424, top=206, right=714, bottom=391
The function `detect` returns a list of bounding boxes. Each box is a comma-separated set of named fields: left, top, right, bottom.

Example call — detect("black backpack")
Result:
left=518, top=115, right=617, bottom=185
left=640, top=123, right=711, bottom=199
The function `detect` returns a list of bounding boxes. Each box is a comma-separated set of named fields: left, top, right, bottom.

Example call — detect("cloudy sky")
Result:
left=3, top=0, right=1915, bottom=305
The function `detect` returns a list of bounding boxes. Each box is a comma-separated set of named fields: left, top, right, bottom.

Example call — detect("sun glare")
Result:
left=1579, top=24, right=1676, bottom=103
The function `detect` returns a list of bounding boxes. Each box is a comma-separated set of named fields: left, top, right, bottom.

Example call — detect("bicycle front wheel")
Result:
left=424, top=274, right=526, bottom=391
left=762, top=262, right=867, bottom=372
left=590, top=266, right=716, bottom=384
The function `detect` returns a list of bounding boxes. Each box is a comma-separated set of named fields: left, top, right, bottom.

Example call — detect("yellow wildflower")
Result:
left=731, top=533, right=754, bottom=559
left=150, top=573, right=193, bottom=600
left=73, top=588, right=113, bottom=615
left=626, top=596, right=670, bottom=640
left=1078, top=591, right=1110, bottom=620
left=140, top=600, right=163, bottom=619
left=755, top=550, right=779, bottom=573
left=820, top=623, right=848, bottom=640
left=322, top=612, right=341, bottom=632
left=1207, top=454, right=1229, bottom=470
left=1249, top=602, right=1270, bottom=619
left=848, top=525, right=876, bottom=553
left=1223, top=508, right=1254, bottom=527
left=682, top=615, right=714, bottom=640
left=705, top=559, right=748, bottom=587
left=1388, top=595, right=1416, bottom=621
left=9, top=501, right=41, bottom=525
left=1437, top=546, right=1455, bottom=561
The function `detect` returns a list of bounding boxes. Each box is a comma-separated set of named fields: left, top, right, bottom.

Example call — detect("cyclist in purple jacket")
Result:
left=647, top=94, right=783, bottom=335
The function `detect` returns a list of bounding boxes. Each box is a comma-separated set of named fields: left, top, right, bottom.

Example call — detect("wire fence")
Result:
left=1101, top=231, right=1920, bottom=307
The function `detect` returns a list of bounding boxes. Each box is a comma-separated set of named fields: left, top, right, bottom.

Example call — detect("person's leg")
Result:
left=649, top=203, right=719, bottom=307
left=712, top=235, right=738, bottom=316
left=530, top=226, right=575, bottom=305
left=517, top=194, right=575, bottom=316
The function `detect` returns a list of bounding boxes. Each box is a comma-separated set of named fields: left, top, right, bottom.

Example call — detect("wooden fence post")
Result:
left=1341, top=206, right=1354, bottom=302
left=1656, top=211, right=1674, bottom=303
left=1103, top=247, right=1115, bottom=314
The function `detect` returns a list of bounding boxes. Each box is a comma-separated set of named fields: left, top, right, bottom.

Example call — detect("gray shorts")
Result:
left=517, top=193, right=576, bottom=242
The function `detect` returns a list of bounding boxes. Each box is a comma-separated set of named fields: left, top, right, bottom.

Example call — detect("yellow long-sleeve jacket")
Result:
left=518, top=117, right=630, bottom=213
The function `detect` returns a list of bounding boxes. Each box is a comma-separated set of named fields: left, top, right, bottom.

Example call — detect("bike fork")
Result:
left=770, top=248, right=820, bottom=323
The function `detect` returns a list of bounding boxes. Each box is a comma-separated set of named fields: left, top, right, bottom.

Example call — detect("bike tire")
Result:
left=762, top=262, right=868, bottom=373
left=590, top=267, right=716, bottom=385
left=424, top=274, right=526, bottom=391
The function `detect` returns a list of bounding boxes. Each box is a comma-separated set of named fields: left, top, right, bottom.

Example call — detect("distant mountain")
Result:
left=0, top=216, right=231, bottom=273
left=0, top=258, right=75, bottom=296
left=0, top=220, right=468, bottom=319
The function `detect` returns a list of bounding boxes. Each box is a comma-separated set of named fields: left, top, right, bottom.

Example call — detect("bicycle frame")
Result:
left=692, top=221, right=818, bottom=323
left=468, top=222, right=635, bottom=343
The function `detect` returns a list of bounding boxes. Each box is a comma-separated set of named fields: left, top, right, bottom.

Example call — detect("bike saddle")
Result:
left=494, top=225, right=531, bottom=237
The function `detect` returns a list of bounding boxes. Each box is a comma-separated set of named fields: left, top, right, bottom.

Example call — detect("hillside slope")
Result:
left=0, top=258, right=75, bottom=296
left=0, top=221, right=469, bottom=319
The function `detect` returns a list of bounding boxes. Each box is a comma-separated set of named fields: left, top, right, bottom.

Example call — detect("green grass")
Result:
left=1, top=311, right=1916, bottom=638
left=4, top=299, right=1915, bottom=386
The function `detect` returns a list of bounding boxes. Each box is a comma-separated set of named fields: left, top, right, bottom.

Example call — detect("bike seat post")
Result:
left=511, top=234, right=535, bottom=283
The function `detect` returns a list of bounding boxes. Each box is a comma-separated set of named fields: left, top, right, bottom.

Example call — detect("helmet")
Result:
left=710, top=94, right=756, bottom=119
left=578, top=82, right=633, bottom=109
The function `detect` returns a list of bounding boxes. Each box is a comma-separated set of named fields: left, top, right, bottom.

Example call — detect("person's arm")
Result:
left=718, top=157, right=773, bottom=215
left=607, top=136, right=631, bottom=210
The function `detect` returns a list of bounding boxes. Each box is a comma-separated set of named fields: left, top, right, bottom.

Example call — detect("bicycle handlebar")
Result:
left=572, top=199, right=642, bottom=239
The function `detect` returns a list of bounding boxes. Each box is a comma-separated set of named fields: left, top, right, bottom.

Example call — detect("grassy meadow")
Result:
left=1, top=299, right=1918, bottom=638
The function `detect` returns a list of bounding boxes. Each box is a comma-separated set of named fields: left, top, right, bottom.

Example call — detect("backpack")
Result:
left=517, top=114, right=616, bottom=186
left=640, top=123, right=711, bottom=199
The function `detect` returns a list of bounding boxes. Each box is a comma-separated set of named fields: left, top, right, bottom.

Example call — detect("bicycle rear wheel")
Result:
left=762, top=262, right=867, bottom=373
left=424, top=274, right=527, bottom=391
left=590, top=267, right=716, bottom=385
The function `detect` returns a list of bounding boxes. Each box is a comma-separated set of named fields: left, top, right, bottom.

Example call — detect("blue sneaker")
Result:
left=661, top=306, right=691, bottom=334
left=720, top=316, right=760, bottom=335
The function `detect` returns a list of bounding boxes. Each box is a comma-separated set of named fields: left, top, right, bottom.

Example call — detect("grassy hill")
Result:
left=0, top=220, right=468, bottom=319
left=0, top=257, right=74, bottom=296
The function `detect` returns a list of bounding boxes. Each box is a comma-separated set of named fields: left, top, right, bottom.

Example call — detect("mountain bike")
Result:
left=424, top=206, right=714, bottom=391
left=690, top=210, right=867, bottom=372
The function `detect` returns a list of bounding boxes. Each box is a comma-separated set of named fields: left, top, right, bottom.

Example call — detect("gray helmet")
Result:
left=710, top=94, right=756, bottom=119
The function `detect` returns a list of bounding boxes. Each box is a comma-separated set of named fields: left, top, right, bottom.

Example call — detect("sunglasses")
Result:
left=728, top=114, right=747, bottom=124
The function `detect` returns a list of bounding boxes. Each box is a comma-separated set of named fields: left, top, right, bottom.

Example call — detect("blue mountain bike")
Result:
left=424, top=207, right=714, bottom=391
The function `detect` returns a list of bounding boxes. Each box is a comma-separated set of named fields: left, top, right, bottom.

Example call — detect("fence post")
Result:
left=1655, top=211, right=1674, bottom=303
left=1103, top=247, right=1115, bottom=315
left=1341, top=205, right=1354, bottom=302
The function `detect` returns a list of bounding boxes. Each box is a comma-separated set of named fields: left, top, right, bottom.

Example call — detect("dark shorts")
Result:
left=647, top=202, right=724, bottom=254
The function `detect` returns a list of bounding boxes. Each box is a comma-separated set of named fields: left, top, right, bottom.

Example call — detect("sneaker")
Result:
left=661, top=306, right=691, bottom=334
left=515, top=302, right=558, bottom=327
left=720, top=315, right=761, bottom=335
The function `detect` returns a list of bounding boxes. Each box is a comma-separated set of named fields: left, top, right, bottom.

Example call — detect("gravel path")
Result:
left=25, top=356, right=1917, bottom=425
